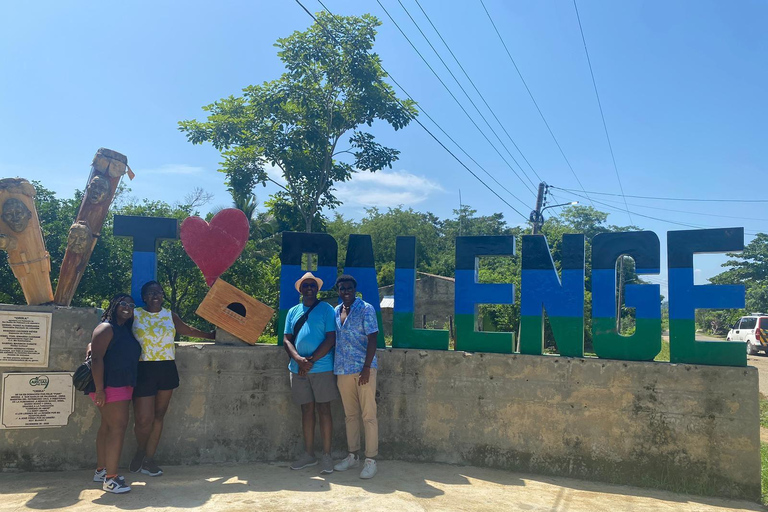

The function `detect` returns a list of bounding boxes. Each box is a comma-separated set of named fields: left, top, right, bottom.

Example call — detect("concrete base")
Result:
left=0, top=306, right=761, bottom=501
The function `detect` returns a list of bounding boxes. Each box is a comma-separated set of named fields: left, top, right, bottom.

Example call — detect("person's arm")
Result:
left=172, top=312, right=214, bottom=340
left=310, top=331, right=336, bottom=362
left=284, top=333, right=313, bottom=376
left=358, top=332, right=378, bottom=386
left=90, top=323, right=114, bottom=407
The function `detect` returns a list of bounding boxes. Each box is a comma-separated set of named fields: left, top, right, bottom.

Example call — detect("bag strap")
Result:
left=292, top=301, right=320, bottom=338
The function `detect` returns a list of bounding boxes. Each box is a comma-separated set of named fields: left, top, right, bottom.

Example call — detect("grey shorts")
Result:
left=290, top=371, right=339, bottom=405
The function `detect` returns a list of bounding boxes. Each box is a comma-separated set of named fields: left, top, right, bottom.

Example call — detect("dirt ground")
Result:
left=0, top=461, right=764, bottom=512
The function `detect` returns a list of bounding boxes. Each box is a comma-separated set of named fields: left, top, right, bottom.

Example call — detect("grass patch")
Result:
left=654, top=340, right=670, bottom=362
left=761, top=394, right=768, bottom=430
left=762, top=442, right=768, bottom=505
left=257, top=334, right=278, bottom=345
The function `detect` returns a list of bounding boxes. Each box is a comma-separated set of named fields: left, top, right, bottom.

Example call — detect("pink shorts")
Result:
left=89, top=386, right=134, bottom=404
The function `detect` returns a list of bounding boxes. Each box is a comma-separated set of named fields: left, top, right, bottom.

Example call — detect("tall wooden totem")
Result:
left=54, top=148, right=128, bottom=306
left=0, top=178, right=54, bottom=305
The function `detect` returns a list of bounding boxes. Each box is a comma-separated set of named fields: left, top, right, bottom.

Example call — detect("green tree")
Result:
left=179, top=12, right=417, bottom=232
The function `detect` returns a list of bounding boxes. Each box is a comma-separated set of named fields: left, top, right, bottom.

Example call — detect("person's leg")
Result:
left=337, top=374, right=362, bottom=455
left=316, top=401, right=333, bottom=455
left=132, top=395, right=155, bottom=455
left=359, top=369, right=379, bottom=459
left=102, top=400, right=130, bottom=476
left=96, top=412, right=108, bottom=470
left=145, top=389, right=173, bottom=458
left=301, top=401, right=316, bottom=455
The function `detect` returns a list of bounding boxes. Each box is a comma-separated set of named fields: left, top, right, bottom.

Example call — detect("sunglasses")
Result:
left=118, top=301, right=136, bottom=309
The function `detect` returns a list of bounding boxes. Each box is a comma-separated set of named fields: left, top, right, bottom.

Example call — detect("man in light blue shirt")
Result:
left=283, top=272, right=337, bottom=474
left=332, top=275, right=380, bottom=479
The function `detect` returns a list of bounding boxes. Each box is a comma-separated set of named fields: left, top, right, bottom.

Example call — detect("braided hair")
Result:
left=102, top=293, right=134, bottom=327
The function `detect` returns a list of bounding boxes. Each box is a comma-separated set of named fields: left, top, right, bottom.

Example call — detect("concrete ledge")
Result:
left=0, top=307, right=760, bottom=501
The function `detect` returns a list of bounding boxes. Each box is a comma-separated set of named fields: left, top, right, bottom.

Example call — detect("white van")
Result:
left=726, top=314, right=768, bottom=355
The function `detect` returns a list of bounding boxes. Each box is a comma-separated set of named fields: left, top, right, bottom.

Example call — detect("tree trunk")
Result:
left=304, top=214, right=313, bottom=233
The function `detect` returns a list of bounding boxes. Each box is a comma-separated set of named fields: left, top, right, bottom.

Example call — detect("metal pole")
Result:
left=530, top=182, right=546, bottom=234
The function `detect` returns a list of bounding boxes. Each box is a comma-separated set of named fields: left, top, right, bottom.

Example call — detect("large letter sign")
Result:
left=393, top=236, right=449, bottom=350
left=519, top=234, right=585, bottom=357
left=454, top=236, right=515, bottom=353
left=344, top=234, right=385, bottom=348
left=591, top=231, right=662, bottom=361
left=113, top=215, right=178, bottom=306
left=278, top=232, right=338, bottom=344
left=668, top=228, right=745, bottom=366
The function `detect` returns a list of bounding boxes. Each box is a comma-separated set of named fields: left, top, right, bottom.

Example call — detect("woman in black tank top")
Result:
left=89, top=293, right=141, bottom=494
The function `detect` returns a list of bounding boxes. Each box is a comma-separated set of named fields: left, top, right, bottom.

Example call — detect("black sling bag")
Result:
left=292, top=301, right=320, bottom=338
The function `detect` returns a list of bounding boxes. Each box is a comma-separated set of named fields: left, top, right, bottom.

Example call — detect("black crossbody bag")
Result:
left=292, top=301, right=320, bottom=338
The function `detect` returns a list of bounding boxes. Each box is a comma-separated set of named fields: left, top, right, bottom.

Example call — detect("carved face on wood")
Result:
left=2, top=198, right=32, bottom=233
left=87, top=175, right=110, bottom=204
left=67, top=222, right=91, bottom=253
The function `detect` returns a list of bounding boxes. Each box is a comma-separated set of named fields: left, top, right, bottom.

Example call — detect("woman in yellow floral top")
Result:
left=128, top=280, right=214, bottom=477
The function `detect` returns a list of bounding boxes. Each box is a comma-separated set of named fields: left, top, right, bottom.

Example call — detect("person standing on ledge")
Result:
left=283, top=272, right=338, bottom=474
left=129, top=280, right=214, bottom=477
left=332, top=275, right=380, bottom=479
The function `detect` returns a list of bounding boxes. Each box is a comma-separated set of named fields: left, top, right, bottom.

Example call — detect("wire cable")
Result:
left=479, top=0, right=594, bottom=207
left=572, top=0, right=632, bottom=223
left=566, top=189, right=761, bottom=236
left=409, top=0, right=542, bottom=184
left=375, top=0, right=536, bottom=196
left=550, top=185, right=768, bottom=203
left=296, top=0, right=530, bottom=220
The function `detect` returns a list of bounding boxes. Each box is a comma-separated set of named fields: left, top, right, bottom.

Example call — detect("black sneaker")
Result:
left=140, top=458, right=163, bottom=477
left=129, top=452, right=144, bottom=473
left=103, top=475, right=131, bottom=494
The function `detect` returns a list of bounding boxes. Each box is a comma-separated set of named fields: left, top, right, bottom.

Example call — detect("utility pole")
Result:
left=530, top=182, right=547, bottom=234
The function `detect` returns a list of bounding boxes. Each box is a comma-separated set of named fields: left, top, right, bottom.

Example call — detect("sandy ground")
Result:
left=0, top=461, right=764, bottom=512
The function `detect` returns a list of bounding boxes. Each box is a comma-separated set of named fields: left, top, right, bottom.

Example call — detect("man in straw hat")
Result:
left=283, top=272, right=338, bottom=474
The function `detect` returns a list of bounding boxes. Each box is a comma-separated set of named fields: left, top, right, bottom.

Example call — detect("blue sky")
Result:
left=2, top=0, right=766, bottom=294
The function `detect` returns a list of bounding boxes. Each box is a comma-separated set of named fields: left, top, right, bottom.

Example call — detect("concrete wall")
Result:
left=380, top=272, right=455, bottom=337
left=0, top=306, right=761, bottom=501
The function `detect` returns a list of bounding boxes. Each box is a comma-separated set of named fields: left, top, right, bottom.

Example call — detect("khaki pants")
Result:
left=337, top=369, right=378, bottom=458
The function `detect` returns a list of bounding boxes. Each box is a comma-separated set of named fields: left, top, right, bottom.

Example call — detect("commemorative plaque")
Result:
left=0, top=311, right=51, bottom=367
left=1, top=372, right=75, bottom=429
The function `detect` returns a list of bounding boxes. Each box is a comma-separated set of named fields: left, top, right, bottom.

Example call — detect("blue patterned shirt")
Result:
left=334, top=298, right=379, bottom=375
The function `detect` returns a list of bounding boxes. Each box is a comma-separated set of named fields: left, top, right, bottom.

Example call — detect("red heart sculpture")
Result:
left=180, top=209, right=250, bottom=286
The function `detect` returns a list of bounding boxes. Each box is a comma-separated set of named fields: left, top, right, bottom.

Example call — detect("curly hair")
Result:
left=102, top=293, right=135, bottom=327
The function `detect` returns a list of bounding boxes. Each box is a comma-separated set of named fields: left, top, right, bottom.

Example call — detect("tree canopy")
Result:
left=179, top=12, right=417, bottom=232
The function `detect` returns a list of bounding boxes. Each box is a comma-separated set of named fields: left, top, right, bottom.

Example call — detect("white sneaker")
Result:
left=103, top=475, right=131, bottom=494
left=93, top=468, right=106, bottom=482
left=360, top=458, right=377, bottom=479
left=334, top=453, right=359, bottom=472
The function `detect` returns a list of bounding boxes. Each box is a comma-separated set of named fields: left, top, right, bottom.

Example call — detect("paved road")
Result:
left=0, top=462, right=763, bottom=512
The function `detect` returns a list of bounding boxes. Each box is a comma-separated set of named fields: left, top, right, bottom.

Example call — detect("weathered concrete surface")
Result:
left=0, top=306, right=761, bottom=501
left=0, top=461, right=764, bottom=512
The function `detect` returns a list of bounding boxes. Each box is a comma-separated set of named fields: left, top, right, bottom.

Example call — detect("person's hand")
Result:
left=359, top=367, right=371, bottom=386
left=296, top=356, right=314, bottom=375
left=94, top=390, right=105, bottom=407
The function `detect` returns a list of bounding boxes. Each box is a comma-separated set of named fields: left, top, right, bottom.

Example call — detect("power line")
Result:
left=572, top=0, right=632, bottom=223
left=479, top=0, right=594, bottom=207
left=375, top=0, right=536, bottom=197
left=395, top=0, right=538, bottom=191
left=566, top=189, right=761, bottom=236
left=296, top=0, right=530, bottom=220
left=410, top=0, right=542, bottom=184
left=551, top=186, right=768, bottom=203
left=566, top=192, right=768, bottom=223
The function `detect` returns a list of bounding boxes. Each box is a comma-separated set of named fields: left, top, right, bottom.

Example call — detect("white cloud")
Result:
left=265, top=164, right=287, bottom=185
left=141, top=164, right=205, bottom=175
left=335, top=169, right=443, bottom=208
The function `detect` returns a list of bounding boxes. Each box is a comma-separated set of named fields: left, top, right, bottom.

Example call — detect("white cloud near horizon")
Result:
left=141, top=164, right=205, bottom=175
left=336, top=169, right=444, bottom=208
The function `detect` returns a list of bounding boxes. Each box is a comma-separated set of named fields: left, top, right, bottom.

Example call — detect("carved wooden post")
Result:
left=0, top=178, right=54, bottom=305
left=54, top=148, right=128, bottom=306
